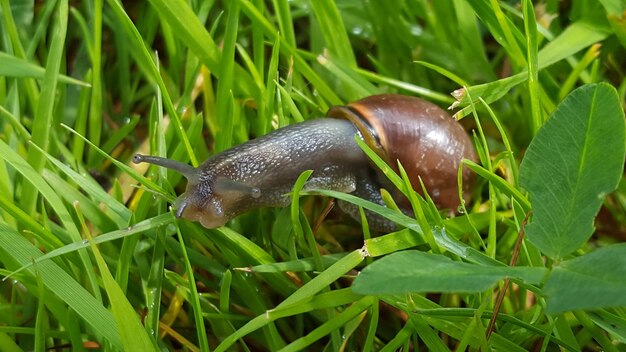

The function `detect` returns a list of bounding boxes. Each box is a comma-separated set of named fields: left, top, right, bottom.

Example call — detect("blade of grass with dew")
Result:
left=465, top=93, right=496, bottom=256
left=0, top=52, right=89, bottom=86
left=464, top=0, right=525, bottom=65
left=61, top=124, right=171, bottom=200
left=105, top=0, right=198, bottom=166
left=92, top=115, right=141, bottom=166
left=410, top=314, right=452, bottom=352
left=317, top=55, right=377, bottom=99
left=43, top=171, right=118, bottom=232
left=172, top=224, right=210, bottom=351
left=452, top=21, right=609, bottom=112
left=214, top=0, right=239, bottom=152
left=70, top=69, right=92, bottom=164
left=261, top=35, right=280, bottom=133
left=242, top=253, right=347, bottom=273
left=0, top=224, right=122, bottom=349
left=523, top=0, right=542, bottom=134
left=398, top=163, right=440, bottom=253
left=79, top=210, right=157, bottom=351
left=193, top=238, right=288, bottom=350
left=272, top=0, right=296, bottom=46
left=33, top=267, right=46, bottom=352
left=277, top=84, right=306, bottom=123
left=6, top=213, right=173, bottom=279
left=86, top=0, right=103, bottom=164
left=0, top=193, right=63, bottom=249
left=207, top=226, right=301, bottom=298
left=309, top=0, right=356, bottom=66
left=22, top=0, right=68, bottom=215
left=355, top=68, right=454, bottom=104
left=25, top=0, right=57, bottom=57
left=463, top=160, right=530, bottom=212
left=214, top=288, right=364, bottom=352
left=30, top=142, right=131, bottom=226
left=306, top=189, right=420, bottom=232
left=290, top=171, right=323, bottom=269
left=142, top=69, right=170, bottom=341
left=0, top=0, right=40, bottom=108
left=146, top=0, right=256, bottom=96
left=238, top=0, right=341, bottom=105
left=0, top=105, right=31, bottom=141
left=69, top=6, right=94, bottom=61
left=309, top=188, right=505, bottom=267
left=280, top=296, right=376, bottom=352
left=293, top=170, right=342, bottom=349
left=452, top=0, right=495, bottom=81
left=0, top=140, right=101, bottom=295
left=559, top=43, right=601, bottom=100
left=588, top=310, right=626, bottom=343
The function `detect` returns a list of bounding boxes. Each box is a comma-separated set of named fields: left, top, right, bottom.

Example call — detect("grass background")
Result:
left=1, top=0, right=626, bottom=350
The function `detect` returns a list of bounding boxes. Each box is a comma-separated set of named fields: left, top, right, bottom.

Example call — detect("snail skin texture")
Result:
left=133, top=94, right=476, bottom=230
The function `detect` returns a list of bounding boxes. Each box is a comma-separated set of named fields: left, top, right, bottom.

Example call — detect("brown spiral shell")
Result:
left=327, top=94, right=476, bottom=210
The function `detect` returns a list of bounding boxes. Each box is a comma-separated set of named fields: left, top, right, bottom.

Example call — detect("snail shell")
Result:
left=328, top=94, right=476, bottom=210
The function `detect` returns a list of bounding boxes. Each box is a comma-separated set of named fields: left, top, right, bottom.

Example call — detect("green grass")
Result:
left=1, top=0, right=626, bottom=351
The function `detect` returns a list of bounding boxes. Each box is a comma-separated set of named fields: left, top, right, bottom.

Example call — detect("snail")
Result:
left=133, top=94, right=476, bottom=231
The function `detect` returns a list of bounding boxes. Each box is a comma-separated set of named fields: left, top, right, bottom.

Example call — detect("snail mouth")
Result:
left=174, top=196, right=189, bottom=218
left=173, top=196, right=227, bottom=228
left=175, top=202, right=187, bottom=218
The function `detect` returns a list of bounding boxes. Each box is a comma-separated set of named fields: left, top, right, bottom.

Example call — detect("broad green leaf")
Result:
left=544, top=244, right=626, bottom=313
left=351, top=250, right=546, bottom=294
left=519, top=83, right=626, bottom=258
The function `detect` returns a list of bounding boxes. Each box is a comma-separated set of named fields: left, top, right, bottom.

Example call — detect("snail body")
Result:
left=134, top=94, right=476, bottom=230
